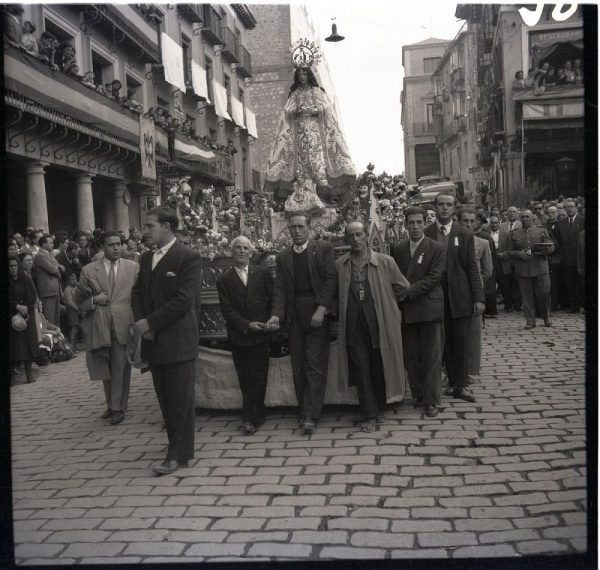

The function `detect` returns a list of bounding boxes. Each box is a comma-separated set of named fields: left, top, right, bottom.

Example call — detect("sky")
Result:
left=302, top=0, right=464, bottom=176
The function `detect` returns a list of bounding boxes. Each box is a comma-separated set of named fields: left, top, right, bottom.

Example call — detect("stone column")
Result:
left=25, top=161, right=49, bottom=231
left=114, top=181, right=130, bottom=234
left=76, top=173, right=95, bottom=232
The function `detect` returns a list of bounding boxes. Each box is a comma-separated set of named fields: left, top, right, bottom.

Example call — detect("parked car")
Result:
left=413, top=175, right=462, bottom=205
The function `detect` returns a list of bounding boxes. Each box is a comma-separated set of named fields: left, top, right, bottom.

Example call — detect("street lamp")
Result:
left=325, top=18, right=344, bottom=42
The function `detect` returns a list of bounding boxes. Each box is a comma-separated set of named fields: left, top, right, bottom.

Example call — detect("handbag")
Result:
left=11, top=312, right=28, bottom=332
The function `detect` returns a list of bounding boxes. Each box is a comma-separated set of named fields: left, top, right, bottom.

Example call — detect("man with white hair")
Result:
left=217, top=236, right=274, bottom=434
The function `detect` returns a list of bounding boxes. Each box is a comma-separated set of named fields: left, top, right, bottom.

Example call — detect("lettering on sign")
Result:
left=518, top=3, right=578, bottom=27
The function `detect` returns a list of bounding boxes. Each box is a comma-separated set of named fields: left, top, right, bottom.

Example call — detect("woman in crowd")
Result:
left=19, top=251, right=34, bottom=277
left=9, top=257, right=39, bottom=385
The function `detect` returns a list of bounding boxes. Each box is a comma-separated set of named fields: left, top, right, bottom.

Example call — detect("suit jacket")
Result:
left=507, top=226, right=554, bottom=277
left=545, top=220, right=561, bottom=265
left=554, top=216, right=585, bottom=267
left=56, top=251, right=81, bottom=284
left=391, top=236, right=446, bottom=324
left=131, top=241, right=202, bottom=365
left=76, top=259, right=139, bottom=345
left=271, top=239, right=337, bottom=329
left=500, top=220, right=522, bottom=233
left=424, top=223, right=484, bottom=319
left=32, top=248, right=61, bottom=297
left=577, top=230, right=585, bottom=276
left=217, top=264, right=273, bottom=346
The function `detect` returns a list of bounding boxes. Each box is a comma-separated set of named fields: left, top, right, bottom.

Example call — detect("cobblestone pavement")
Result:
left=10, top=311, right=587, bottom=565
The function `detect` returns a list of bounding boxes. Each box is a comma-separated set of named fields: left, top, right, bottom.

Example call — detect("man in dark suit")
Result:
left=217, top=236, right=274, bottom=435
left=392, top=207, right=446, bottom=417
left=545, top=206, right=563, bottom=311
left=56, top=241, right=81, bottom=285
left=424, top=193, right=485, bottom=402
left=132, top=206, right=202, bottom=476
left=553, top=199, right=585, bottom=313
left=265, top=214, right=337, bottom=433
left=496, top=224, right=521, bottom=312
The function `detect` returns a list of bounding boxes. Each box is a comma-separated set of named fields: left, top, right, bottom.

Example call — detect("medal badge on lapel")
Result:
left=417, top=253, right=424, bottom=265
left=454, top=236, right=459, bottom=247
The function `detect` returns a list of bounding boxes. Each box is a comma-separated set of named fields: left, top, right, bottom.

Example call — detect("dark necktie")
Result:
left=108, top=261, right=116, bottom=295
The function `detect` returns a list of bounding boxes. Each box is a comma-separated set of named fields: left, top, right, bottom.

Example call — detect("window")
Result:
left=415, top=144, right=441, bottom=180
left=91, top=50, right=114, bottom=87
left=45, top=18, right=75, bottom=68
left=209, top=127, right=217, bottom=140
left=182, top=35, right=192, bottom=88
left=205, top=55, right=214, bottom=101
left=126, top=74, right=143, bottom=104
left=423, top=57, right=441, bottom=74
left=426, top=103, right=434, bottom=130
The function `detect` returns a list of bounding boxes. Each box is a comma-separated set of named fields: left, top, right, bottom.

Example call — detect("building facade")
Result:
left=401, top=38, right=451, bottom=185
left=430, top=27, right=479, bottom=201
left=456, top=4, right=585, bottom=206
left=4, top=4, right=260, bottom=235
left=244, top=4, right=345, bottom=193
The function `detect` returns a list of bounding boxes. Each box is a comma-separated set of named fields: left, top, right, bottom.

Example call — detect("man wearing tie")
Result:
left=265, top=214, right=337, bottom=434
left=392, top=207, right=446, bottom=417
left=132, top=206, right=203, bottom=475
left=217, top=236, right=274, bottom=434
left=75, top=232, right=139, bottom=425
left=424, top=193, right=485, bottom=403
left=500, top=206, right=522, bottom=233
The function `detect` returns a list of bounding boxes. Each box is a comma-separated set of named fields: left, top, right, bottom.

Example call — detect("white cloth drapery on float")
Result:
left=161, top=32, right=186, bottom=93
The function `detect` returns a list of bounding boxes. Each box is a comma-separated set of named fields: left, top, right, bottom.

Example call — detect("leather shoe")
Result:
left=425, top=405, right=439, bottom=418
left=453, top=387, right=476, bottom=402
left=524, top=323, right=536, bottom=330
left=110, top=411, right=125, bottom=425
left=241, top=421, right=256, bottom=435
left=544, top=319, right=552, bottom=327
left=413, top=398, right=423, bottom=409
left=300, top=418, right=315, bottom=433
left=152, top=459, right=188, bottom=476
left=101, top=409, right=113, bottom=419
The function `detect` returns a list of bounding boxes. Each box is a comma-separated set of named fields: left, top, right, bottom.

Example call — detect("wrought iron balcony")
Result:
left=220, top=27, right=240, bottom=64
left=177, top=4, right=203, bottom=23
left=77, top=4, right=159, bottom=63
left=201, top=6, right=223, bottom=46
left=235, top=45, right=252, bottom=78
left=412, top=122, right=435, bottom=137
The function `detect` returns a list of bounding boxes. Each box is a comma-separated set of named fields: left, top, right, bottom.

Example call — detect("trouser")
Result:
left=548, top=264, right=561, bottom=310
left=231, top=343, right=270, bottom=425
left=288, top=302, right=330, bottom=421
left=443, top=308, right=471, bottom=390
left=561, top=265, right=581, bottom=311
left=516, top=274, right=550, bottom=325
left=151, top=359, right=195, bottom=461
left=402, top=321, right=443, bottom=406
left=347, top=327, right=386, bottom=420
left=41, top=295, right=60, bottom=325
left=502, top=273, right=521, bottom=309
left=100, top=342, right=131, bottom=412
left=466, top=314, right=483, bottom=376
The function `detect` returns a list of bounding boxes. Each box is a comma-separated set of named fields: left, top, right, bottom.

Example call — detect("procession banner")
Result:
left=161, top=32, right=186, bottom=93
left=139, top=115, right=156, bottom=181
left=191, top=61, right=210, bottom=102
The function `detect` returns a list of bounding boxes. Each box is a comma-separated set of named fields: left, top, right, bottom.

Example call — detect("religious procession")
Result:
left=6, top=3, right=590, bottom=566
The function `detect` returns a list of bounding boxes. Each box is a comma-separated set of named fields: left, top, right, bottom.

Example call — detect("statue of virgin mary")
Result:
left=264, top=54, right=356, bottom=200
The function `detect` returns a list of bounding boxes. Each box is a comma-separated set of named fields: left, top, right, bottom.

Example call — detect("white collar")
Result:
left=155, top=237, right=177, bottom=256
left=410, top=235, right=425, bottom=250
left=437, top=220, right=453, bottom=234
left=234, top=264, right=249, bottom=273
left=293, top=241, right=309, bottom=254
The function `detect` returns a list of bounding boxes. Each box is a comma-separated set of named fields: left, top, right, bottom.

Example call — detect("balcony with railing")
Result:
left=201, top=6, right=222, bottom=46
left=236, top=45, right=252, bottom=78
left=177, top=4, right=203, bottom=23
left=451, top=67, right=465, bottom=91
left=220, top=27, right=240, bottom=64
left=412, top=122, right=435, bottom=137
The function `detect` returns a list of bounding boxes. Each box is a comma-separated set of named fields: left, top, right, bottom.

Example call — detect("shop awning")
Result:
left=173, top=138, right=216, bottom=162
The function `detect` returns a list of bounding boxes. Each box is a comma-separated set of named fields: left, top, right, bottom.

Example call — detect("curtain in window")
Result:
left=529, top=28, right=584, bottom=69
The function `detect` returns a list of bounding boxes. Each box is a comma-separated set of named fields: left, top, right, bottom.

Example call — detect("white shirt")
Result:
left=152, top=237, right=177, bottom=270
left=409, top=235, right=425, bottom=257
left=293, top=240, right=309, bottom=254
left=103, top=257, right=120, bottom=279
left=437, top=220, right=453, bottom=236
left=490, top=230, right=500, bottom=249
left=234, top=264, right=249, bottom=286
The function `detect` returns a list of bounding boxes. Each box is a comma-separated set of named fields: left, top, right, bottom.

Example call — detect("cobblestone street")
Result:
left=10, top=310, right=587, bottom=565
